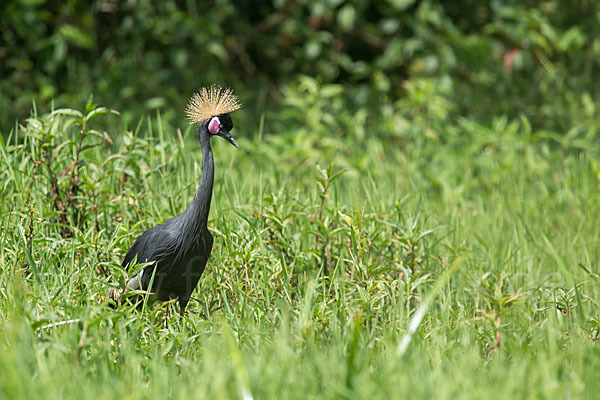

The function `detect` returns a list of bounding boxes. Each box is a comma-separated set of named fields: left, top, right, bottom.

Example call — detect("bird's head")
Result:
left=203, top=113, right=237, bottom=147
left=185, top=85, right=241, bottom=148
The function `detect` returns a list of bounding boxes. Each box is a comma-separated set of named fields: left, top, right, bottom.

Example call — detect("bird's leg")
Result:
left=178, top=297, right=190, bottom=318
left=164, top=305, right=170, bottom=328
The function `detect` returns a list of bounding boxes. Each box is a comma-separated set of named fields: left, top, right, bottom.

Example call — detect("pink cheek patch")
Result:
left=208, top=117, right=220, bottom=136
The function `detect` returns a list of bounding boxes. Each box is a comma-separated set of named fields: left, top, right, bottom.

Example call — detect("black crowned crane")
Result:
left=112, top=85, right=241, bottom=316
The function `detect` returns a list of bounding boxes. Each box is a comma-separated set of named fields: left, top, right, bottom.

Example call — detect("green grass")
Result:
left=0, top=92, right=599, bottom=399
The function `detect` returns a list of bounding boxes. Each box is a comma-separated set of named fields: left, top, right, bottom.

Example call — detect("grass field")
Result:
left=1, top=83, right=599, bottom=398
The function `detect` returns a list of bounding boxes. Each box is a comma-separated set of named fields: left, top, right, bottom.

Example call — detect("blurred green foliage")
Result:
left=1, top=0, right=600, bottom=133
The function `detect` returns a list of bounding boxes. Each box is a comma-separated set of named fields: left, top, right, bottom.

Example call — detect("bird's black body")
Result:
left=121, top=113, right=236, bottom=315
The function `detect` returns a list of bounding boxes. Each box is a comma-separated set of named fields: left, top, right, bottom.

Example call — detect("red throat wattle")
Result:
left=208, top=117, right=220, bottom=136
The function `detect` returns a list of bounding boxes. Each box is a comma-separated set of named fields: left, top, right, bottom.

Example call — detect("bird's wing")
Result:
left=122, top=220, right=180, bottom=271
left=122, top=234, right=145, bottom=269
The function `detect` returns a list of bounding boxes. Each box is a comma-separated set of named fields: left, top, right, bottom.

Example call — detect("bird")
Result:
left=113, top=85, right=241, bottom=316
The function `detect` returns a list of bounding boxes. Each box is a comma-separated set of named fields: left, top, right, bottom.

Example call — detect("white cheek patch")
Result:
left=208, top=117, right=220, bottom=135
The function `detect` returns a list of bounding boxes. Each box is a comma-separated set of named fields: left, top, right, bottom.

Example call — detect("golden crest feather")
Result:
left=185, top=85, right=241, bottom=124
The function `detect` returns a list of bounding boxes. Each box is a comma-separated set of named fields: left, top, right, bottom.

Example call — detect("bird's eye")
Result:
left=219, top=124, right=223, bottom=129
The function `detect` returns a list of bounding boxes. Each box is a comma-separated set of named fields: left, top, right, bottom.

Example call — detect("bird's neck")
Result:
left=188, top=134, right=214, bottom=233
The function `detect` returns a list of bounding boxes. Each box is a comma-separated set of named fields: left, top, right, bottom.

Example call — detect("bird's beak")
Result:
left=216, top=129, right=238, bottom=148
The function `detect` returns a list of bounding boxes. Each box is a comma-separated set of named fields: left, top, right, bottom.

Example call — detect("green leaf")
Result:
left=58, top=24, right=94, bottom=50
